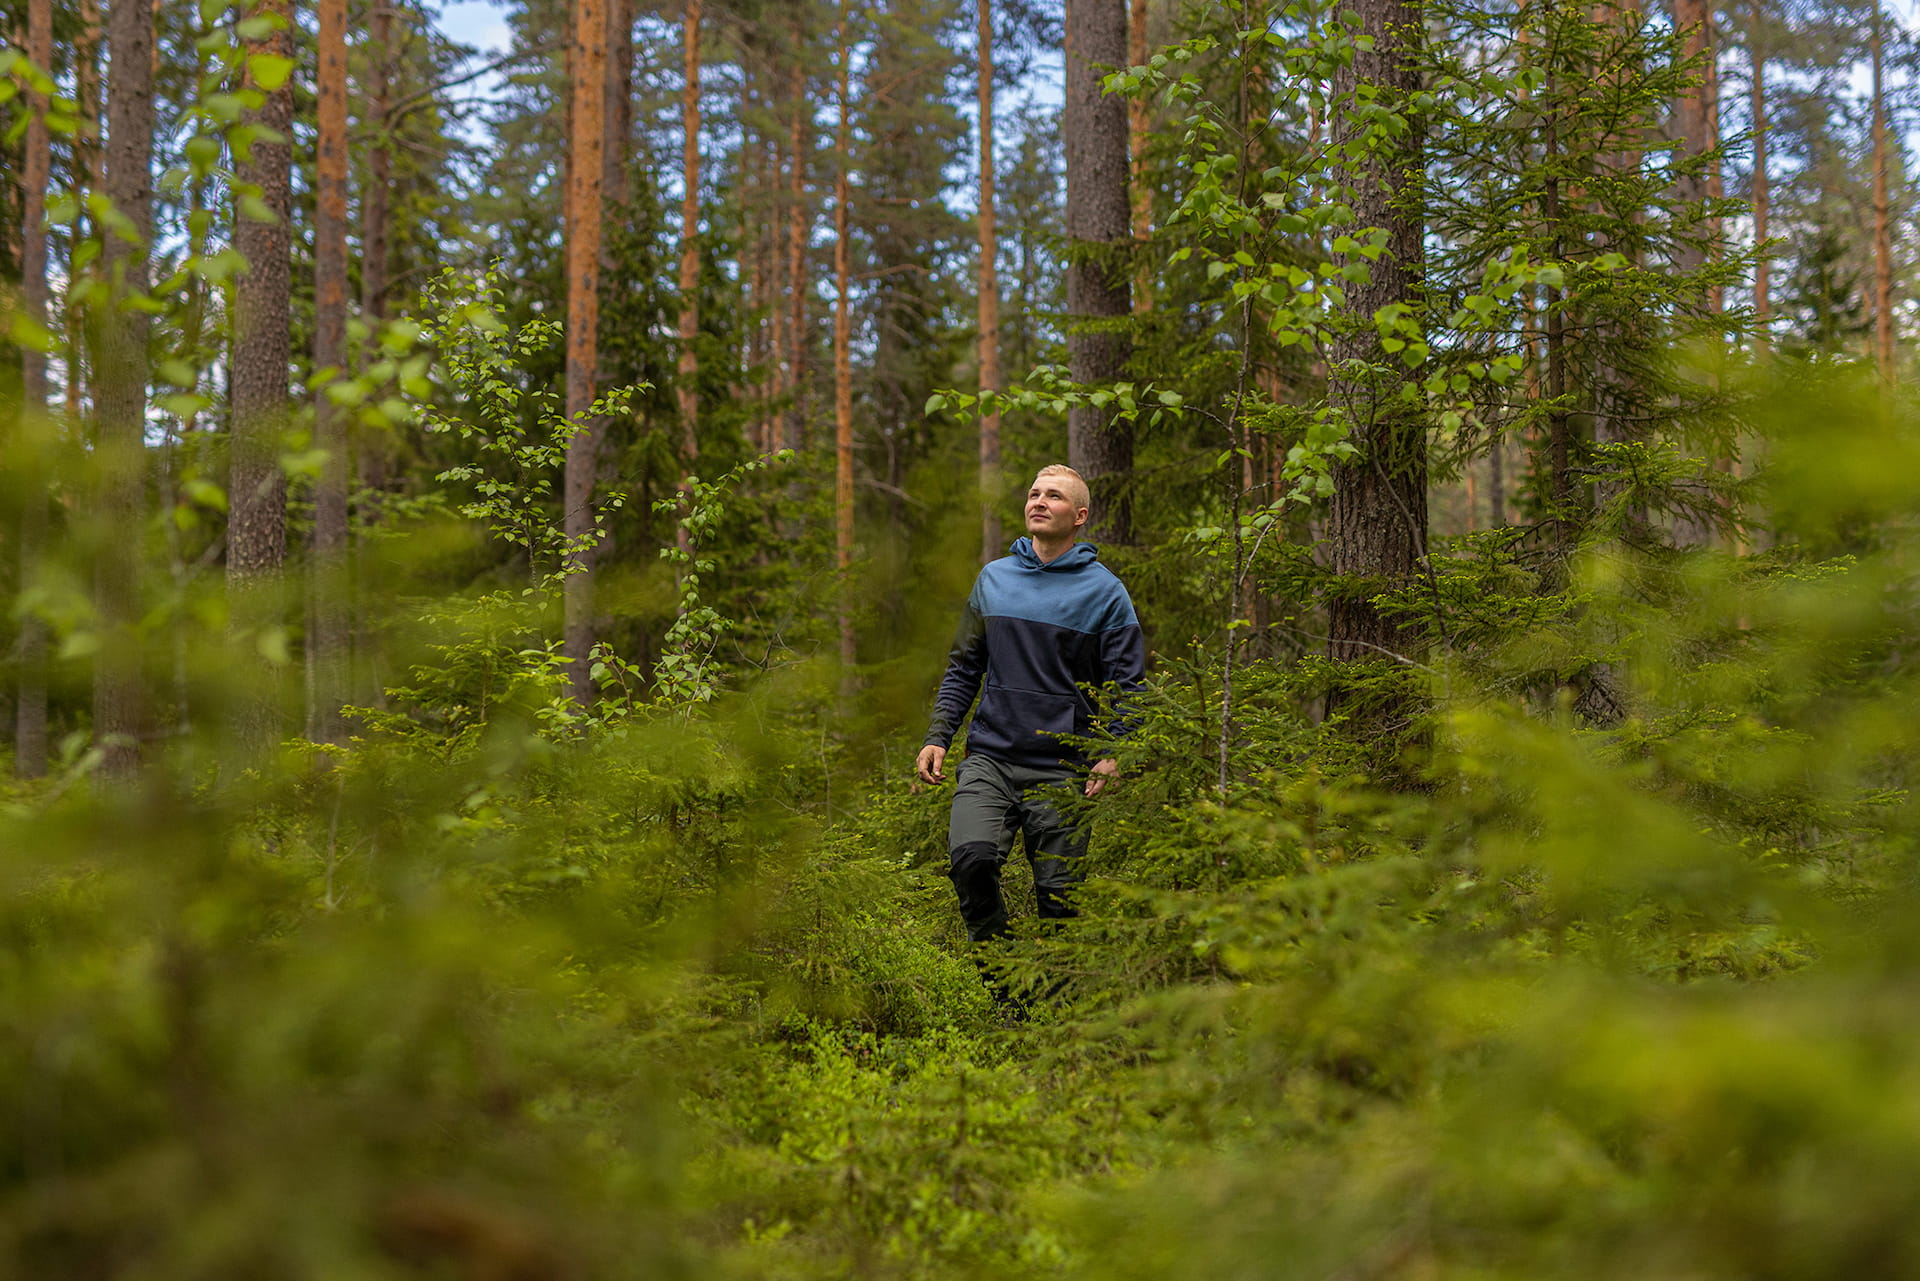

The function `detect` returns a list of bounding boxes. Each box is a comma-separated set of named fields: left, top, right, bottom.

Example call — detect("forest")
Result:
left=2, top=0, right=1919, bottom=1274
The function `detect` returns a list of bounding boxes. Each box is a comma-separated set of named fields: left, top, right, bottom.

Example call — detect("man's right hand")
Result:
left=915, top=745, right=948, bottom=785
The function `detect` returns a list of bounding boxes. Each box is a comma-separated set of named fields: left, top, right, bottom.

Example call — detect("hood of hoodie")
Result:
left=1010, top=537, right=1099, bottom=572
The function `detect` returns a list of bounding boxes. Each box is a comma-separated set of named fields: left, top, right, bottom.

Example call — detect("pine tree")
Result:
left=92, top=0, right=155, bottom=776
left=14, top=0, right=52, bottom=779
left=1063, top=0, right=1133, bottom=541
left=977, top=0, right=1002, bottom=563
left=311, top=0, right=351, bottom=742
left=565, top=0, right=609, bottom=708
left=1325, top=0, right=1427, bottom=679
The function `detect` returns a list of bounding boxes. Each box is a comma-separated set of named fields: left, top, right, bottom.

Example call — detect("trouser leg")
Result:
left=946, top=756, right=1021, bottom=942
left=1015, top=767, right=1088, bottom=922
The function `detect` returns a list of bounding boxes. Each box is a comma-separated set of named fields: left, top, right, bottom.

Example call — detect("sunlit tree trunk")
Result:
left=977, top=0, right=1002, bottom=563
left=1326, top=0, right=1428, bottom=684
left=92, top=0, right=155, bottom=776
left=565, top=0, right=609, bottom=710
left=15, top=0, right=53, bottom=779
left=1063, top=0, right=1133, bottom=543
left=311, top=0, right=351, bottom=743
left=834, top=0, right=856, bottom=668
left=1871, top=4, right=1893, bottom=380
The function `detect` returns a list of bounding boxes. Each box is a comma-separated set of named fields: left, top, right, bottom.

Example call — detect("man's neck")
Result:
left=1031, top=535, right=1076, bottom=564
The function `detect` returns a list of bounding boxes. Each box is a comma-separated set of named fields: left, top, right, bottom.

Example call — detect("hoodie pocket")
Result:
left=976, top=685, right=1081, bottom=756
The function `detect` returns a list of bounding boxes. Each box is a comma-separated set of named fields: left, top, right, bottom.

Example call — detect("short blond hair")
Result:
left=1032, top=464, right=1090, bottom=512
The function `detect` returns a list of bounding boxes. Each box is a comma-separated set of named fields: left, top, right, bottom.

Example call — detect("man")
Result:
left=915, top=465, right=1146, bottom=942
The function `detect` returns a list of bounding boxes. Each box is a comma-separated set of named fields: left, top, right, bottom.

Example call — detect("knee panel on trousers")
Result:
left=948, top=840, right=1010, bottom=941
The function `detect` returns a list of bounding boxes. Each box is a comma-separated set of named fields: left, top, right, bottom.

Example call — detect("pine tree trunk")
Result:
left=15, top=0, right=53, bottom=779
left=1749, top=11, right=1768, bottom=343
left=1064, top=0, right=1133, bottom=544
left=676, top=0, right=703, bottom=492
left=834, top=0, right=856, bottom=668
left=1673, top=0, right=1714, bottom=277
left=362, top=4, right=392, bottom=328
left=229, top=0, right=294, bottom=751
left=1325, top=0, right=1428, bottom=681
left=1871, top=5, right=1893, bottom=380
left=66, top=0, right=101, bottom=427
left=977, top=0, right=1002, bottom=563
left=1128, top=0, right=1151, bottom=314
left=605, top=0, right=631, bottom=207
left=92, top=0, right=155, bottom=776
left=565, top=0, right=609, bottom=710
left=785, top=44, right=812, bottom=452
left=230, top=0, right=292, bottom=582
left=310, top=0, right=351, bottom=743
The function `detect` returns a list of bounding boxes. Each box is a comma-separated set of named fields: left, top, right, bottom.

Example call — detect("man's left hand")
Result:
left=1085, top=758, right=1118, bottom=797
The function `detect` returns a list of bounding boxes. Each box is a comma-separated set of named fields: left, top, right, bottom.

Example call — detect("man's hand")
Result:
left=916, top=744, right=948, bottom=785
left=1085, top=757, right=1118, bottom=797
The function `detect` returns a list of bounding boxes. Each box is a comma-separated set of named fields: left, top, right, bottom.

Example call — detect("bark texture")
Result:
left=93, top=0, right=155, bottom=776
left=1871, top=6, right=1893, bottom=379
left=1326, top=0, right=1428, bottom=677
left=230, top=0, right=293, bottom=583
left=565, top=0, right=609, bottom=710
left=1672, top=0, right=1717, bottom=283
left=1063, top=0, right=1133, bottom=543
left=310, top=0, right=351, bottom=742
left=1128, top=0, right=1151, bottom=313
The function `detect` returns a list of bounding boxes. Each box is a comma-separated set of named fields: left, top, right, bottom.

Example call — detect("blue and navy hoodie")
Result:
left=924, top=537, right=1147, bottom=767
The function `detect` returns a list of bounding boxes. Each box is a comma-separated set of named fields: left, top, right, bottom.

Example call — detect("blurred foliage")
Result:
left=6, top=344, right=1920, bottom=1278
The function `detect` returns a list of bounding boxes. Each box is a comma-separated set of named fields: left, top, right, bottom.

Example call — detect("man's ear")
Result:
left=1073, top=506, right=1089, bottom=530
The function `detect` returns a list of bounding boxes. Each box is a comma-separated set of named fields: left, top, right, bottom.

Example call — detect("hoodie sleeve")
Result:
left=924, top=584, right=989, bottom=750
left=1099, top=586, right=1147, bottom=739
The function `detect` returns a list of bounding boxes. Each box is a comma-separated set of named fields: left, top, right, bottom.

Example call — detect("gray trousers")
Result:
left=946, top=754, right=1087, bottom=942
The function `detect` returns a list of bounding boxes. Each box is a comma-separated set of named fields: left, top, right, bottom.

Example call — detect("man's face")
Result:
left=1025, top=475, right=1088, bottom=541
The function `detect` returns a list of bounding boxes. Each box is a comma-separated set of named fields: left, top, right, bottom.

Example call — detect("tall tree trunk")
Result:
left=1871, top=4, right=1893, bottom=380
left=565, top=0, right=609, bottom=710
left=676, top=0, right=703, bottom=497
left=785, top=42, right=812, bottom=452
left=15, top=0, right=53, bottom=779
left=977, top=0, right=1002, bottom=563
left=362, top=4, right=392, bottom=328
left=66, top=0, right=101, bottom=427
left=1129, top=0, right=1151, bottom=313
left=605, top=0, right=631, bottom=206
left=1063, top=0, right=1133, bottom=543
left=834, top=0, right=856, bottom=668
left=311, top=0, right=351, bottom=743
left=1488, top=430, right=1505, bottom=526
left=1749, top=7, right=1768, bottom=344
left=229, top=0, right=294, bottom=749
left=92, top=0, right=155, bottom=776
left=1325, top=0, right=1428, bottom=682
left=1673, top=0, right=1714, bottom=278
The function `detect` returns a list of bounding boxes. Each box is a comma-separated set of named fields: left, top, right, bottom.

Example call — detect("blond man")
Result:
left=915, top=466, right=1146, bottom=941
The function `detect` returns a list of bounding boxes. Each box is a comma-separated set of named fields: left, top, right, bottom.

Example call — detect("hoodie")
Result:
left=923, top=537, right=1146, bottom=767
